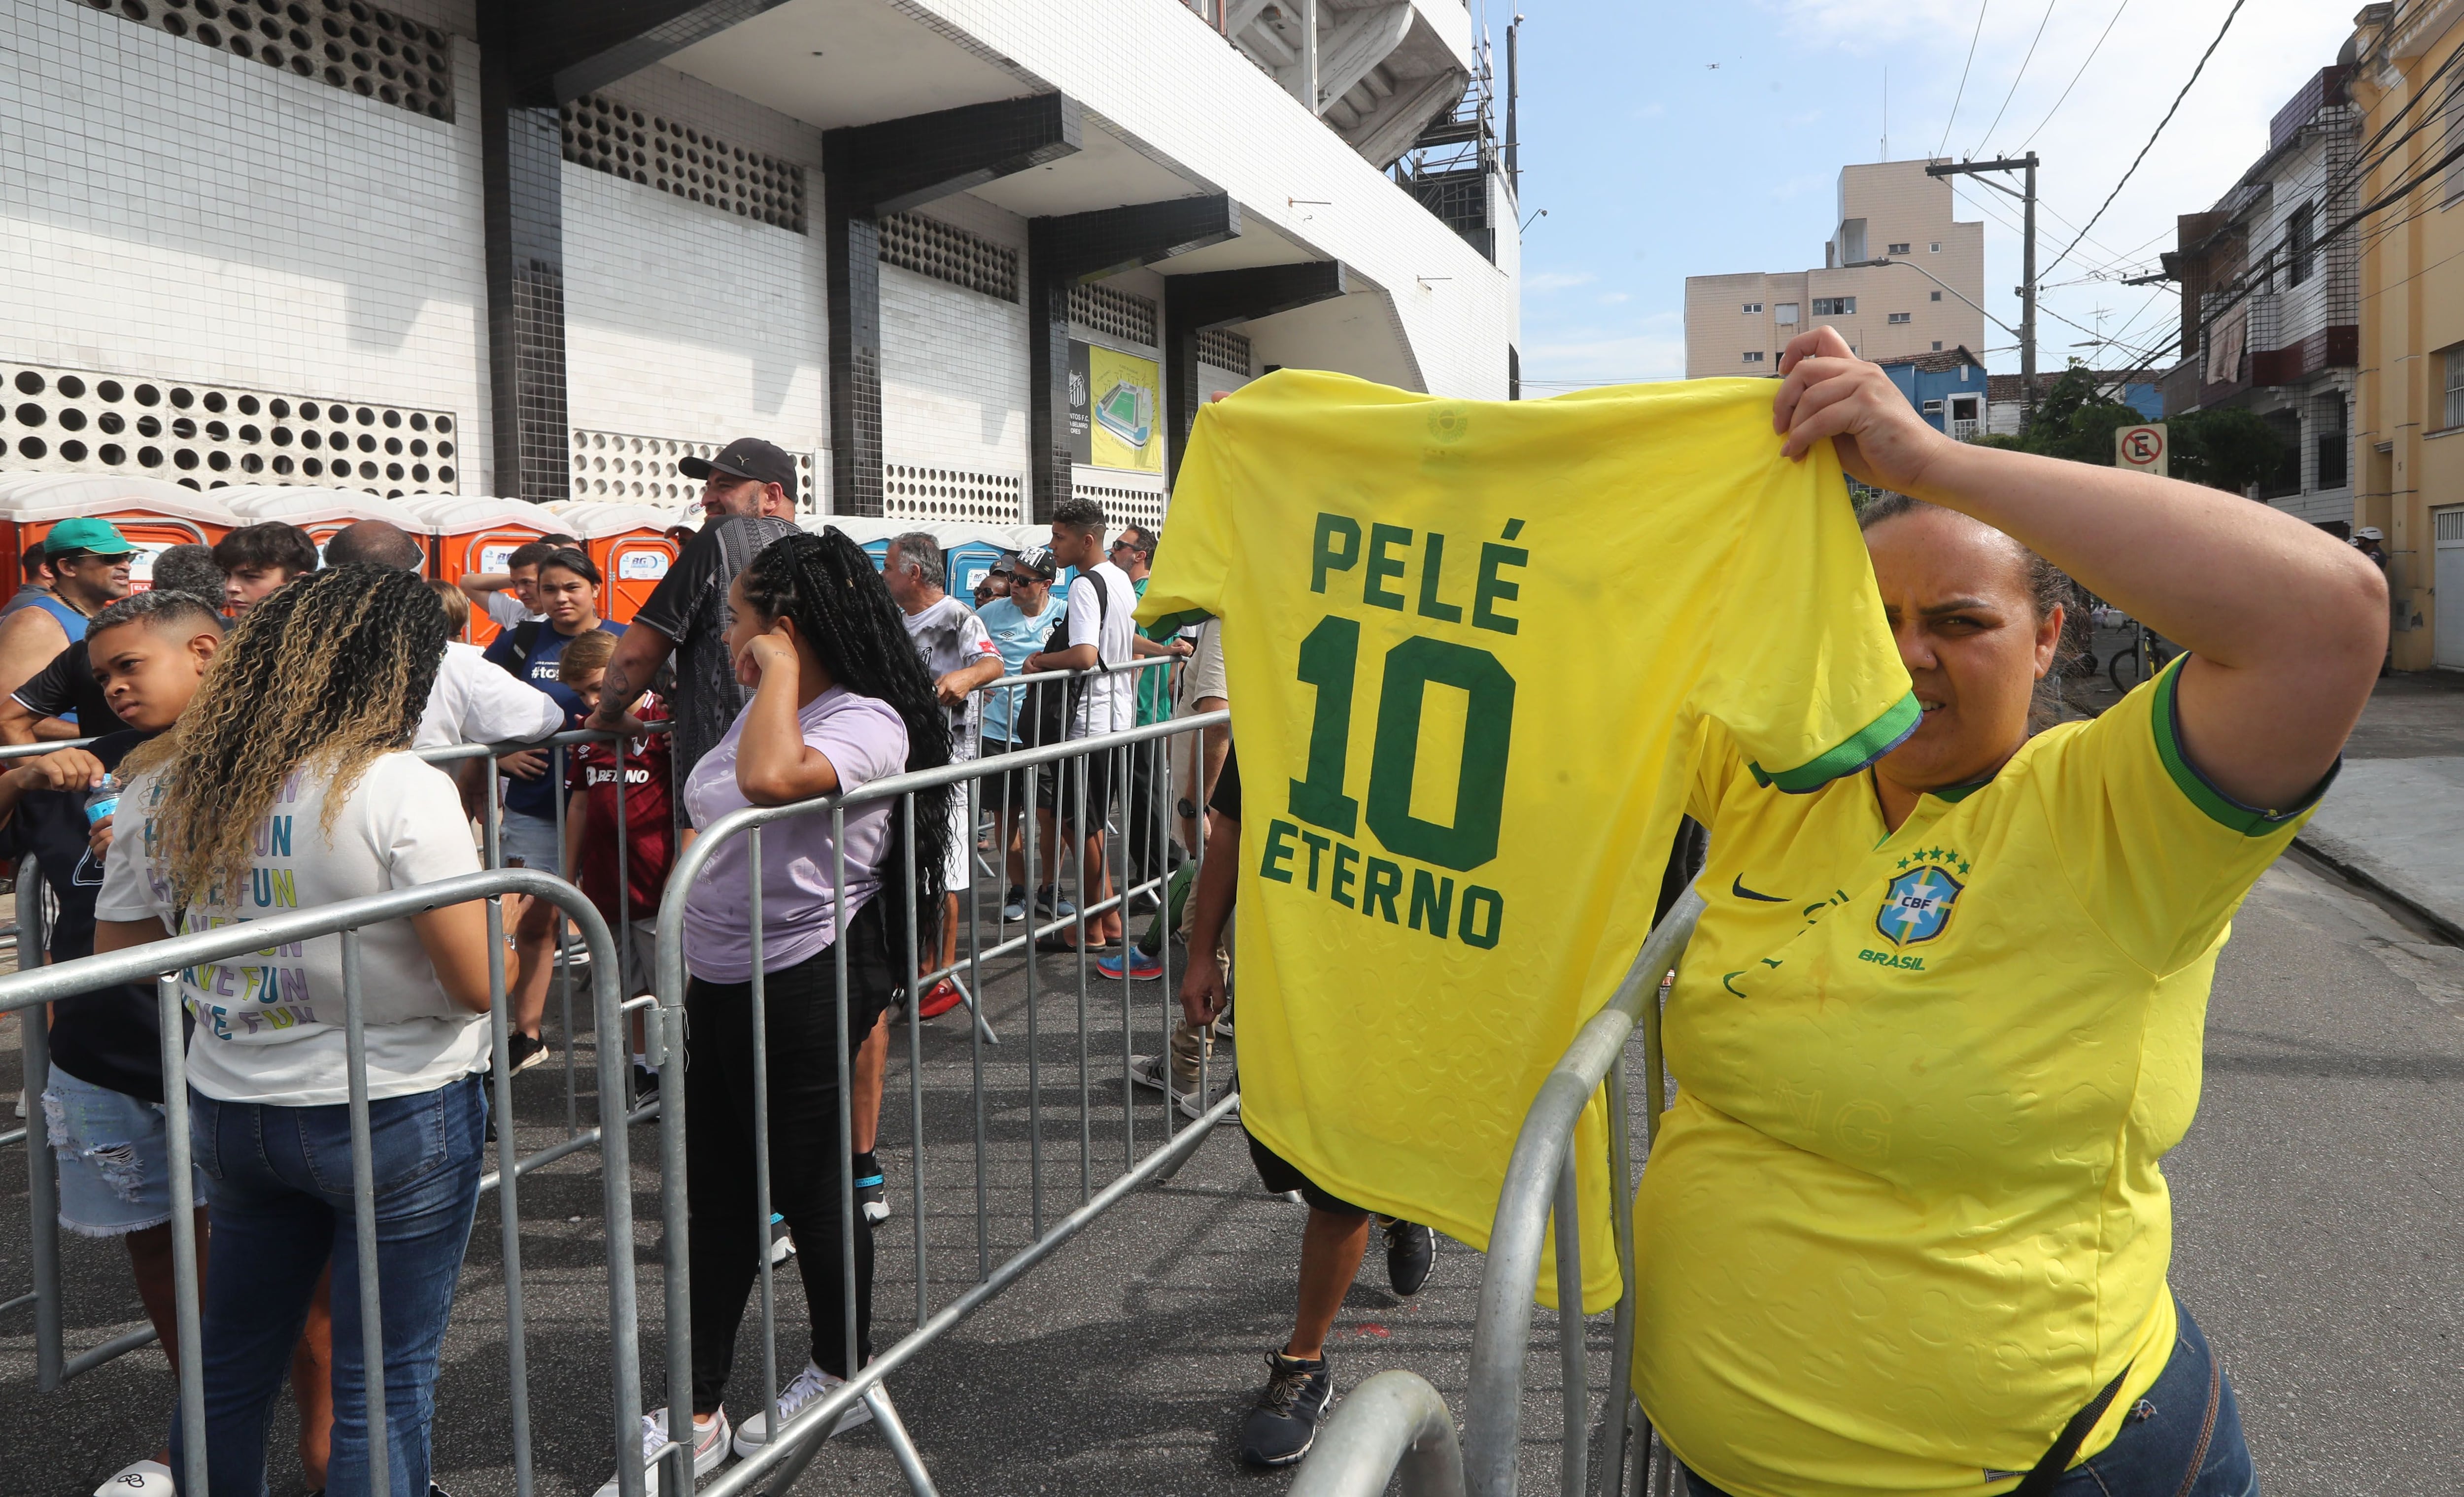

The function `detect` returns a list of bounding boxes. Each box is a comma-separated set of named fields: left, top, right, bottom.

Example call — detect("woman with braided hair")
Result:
left=603, top=528, right=949, bottom=1493
left=93, top=564, right=497, bottom=1497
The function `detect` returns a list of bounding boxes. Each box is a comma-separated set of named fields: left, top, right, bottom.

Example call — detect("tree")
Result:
left=2018, top=365, right=2148, bottom=468
left=2167, top=405, right=2287, bottom=495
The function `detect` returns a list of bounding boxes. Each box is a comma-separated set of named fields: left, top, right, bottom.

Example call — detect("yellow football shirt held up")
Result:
left=1137, top=369, right=1917, bottom=1310
left=1641, top=656, right=2329, bottom=1496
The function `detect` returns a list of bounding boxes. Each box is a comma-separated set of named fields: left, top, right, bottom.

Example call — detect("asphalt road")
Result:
left=3, top=851, right=2460, bottom=1496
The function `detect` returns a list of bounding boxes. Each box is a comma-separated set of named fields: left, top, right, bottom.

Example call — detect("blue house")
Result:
left=1875, top=346, right=1989, bottom=439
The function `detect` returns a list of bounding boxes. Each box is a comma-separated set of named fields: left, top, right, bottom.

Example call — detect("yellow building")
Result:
left=2351, top=0, right=2464, bottom=671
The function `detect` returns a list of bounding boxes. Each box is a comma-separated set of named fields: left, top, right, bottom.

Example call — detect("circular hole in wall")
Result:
left=173, top=449, right=199, bottom=470
left=13, top=372, right=41, bottom=395
left=208, top=451, right=231, bottom=471
left=60, top=441, right=87, bottom=463
left=58, top=375, right=85, bottom=399
left=301, top=430, right=321, bottom=450
left=269, top=398, right=289, bottom=418
left=302, top=456, right=322, bottom=477
left=435, top=415, right=451, bottom=433
left=241, top=453, right=263, bottom=474
left=356, top=406, right=374, bottom=424
left=137, top=415, right=162, bottom=438
left=14, top=404, right=44, bottom=427
left=410, top=412, right=428, bottom=432
left=385, top=462, right=402, bottom=480
left=298, top=401, right=320, bottom=420
left=16, top=438, right=43, bottom=459
left=412, top=464, right=429, bottom=482
left=357, top=460, right=377, bottom=479
left=356, top=433, right=375, bottom=453
left=203, top=391, right=226, bottom=412
left=239, top=424, right=260, bottom=443
left=99, top=443, right=125, bottom=465
left=98, top=412, right=124, bottom=435
left=237, top=394, right=259, bottom=415
left=135, top=384, right=160, bottom=406
left=437, top=466, right=454, bottom=483
left=271, top=427, right=292, bottom=445
left=97, top=380, right=123, bottom=402
left=137, top=446, right=162, bottom=467
left=59, top=409, right=85, bottom=431
left=171, top=417, right=197, bottom=440
left=383, top=437, right=400, bottom=455
left=205, top=421, right=228, bottom=441
left=169, top=387, right=195, bottom=409
left=271, top=454, right=293, bottom=475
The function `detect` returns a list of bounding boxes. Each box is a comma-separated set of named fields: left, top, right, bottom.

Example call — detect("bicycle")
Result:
left=2107, top=623, right=2175, bottom=692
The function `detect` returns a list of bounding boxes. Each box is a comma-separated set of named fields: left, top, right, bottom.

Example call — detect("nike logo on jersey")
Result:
left=1731, top=875, right=1786, bottom=903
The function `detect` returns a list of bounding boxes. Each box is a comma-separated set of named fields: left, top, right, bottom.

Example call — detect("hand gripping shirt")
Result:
left=1136, top=370, right=1917, bottom=1310
left=1636, top=657, right=2330, bottom=1497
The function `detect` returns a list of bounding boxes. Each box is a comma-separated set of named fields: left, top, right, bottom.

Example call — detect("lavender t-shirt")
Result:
left=680, top=685, right=910, bottom=983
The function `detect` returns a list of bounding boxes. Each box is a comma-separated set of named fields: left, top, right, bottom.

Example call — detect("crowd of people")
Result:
left=12, top=325, right=2386, bottom=1497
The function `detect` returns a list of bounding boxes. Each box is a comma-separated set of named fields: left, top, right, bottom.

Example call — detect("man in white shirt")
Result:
left=325, top=521, right=563, bottom=751
left=1025, top=497, right=1143, bottom=950
left=456, top=535, right=579, bottom=632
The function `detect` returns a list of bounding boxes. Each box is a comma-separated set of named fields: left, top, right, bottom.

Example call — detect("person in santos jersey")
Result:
left=1636, top=326, right=2386, bottom=1497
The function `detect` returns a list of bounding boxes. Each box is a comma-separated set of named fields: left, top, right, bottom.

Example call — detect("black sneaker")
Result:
left=507, top=1031, right=550, bottom=1075
left=630, top=1064, right=659, bottom=1113
left=1238, top=1351, right=1333, bottom=1467
left=1383, top=1217, right=1436, bottom=1296
left=853, top=1151, right=888, bottom=1225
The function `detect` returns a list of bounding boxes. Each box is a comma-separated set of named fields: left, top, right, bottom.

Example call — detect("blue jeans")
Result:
left=172, top=1072, right=487, bottom=1497
left=1681, top=1300, right=2257, bottom=1497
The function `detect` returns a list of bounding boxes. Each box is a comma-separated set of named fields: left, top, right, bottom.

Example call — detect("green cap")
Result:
left=43, top=518, right=136, bottom=558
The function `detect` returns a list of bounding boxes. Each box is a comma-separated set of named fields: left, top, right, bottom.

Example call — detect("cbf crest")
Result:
left=1877, top=863, right=1964, bottom=947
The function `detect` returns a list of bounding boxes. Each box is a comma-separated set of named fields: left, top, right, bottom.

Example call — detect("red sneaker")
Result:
left=917, top=978, right=968, bottom=1020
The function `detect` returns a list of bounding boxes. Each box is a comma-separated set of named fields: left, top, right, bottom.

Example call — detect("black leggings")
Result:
left=684, top=898, right=895, bottom=1412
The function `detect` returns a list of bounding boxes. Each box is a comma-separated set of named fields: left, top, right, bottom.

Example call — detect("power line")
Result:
left=1936, top=0, right=1992, bottom=158
left=2020, top=0, right=2130, bottom=149
left=1973, top=0, right=2061, bottom=156
left=2044, top=0, right=2250, bottom=277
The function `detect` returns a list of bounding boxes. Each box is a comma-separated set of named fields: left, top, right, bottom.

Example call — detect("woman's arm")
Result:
left=1773, top=326, right=2385, bottom=810
left=412, top=901, right=495, bottom=1013
left=732, top=634, right=843, bottom=806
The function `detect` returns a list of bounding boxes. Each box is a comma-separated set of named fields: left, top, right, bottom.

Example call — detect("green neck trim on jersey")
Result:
left=1751, top=691, right=1924, bottom=795
left=1924, top=777, right=1990, bottom=803
left=2150, top=653, right=2338, bottom=834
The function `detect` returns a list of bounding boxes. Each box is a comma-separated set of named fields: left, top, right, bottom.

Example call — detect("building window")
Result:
left=1775, top=303, right=1801, bottom=324
left=1812, top=297, right=1856, bottom=317
left=2315, top=392, right=2348, bottom=491
left=2287, top=202, right=2316, bottom=288
left=1929, top=241, right=1942, bottom=252
left=1743, top=351, right=1766, bottom=364
left=1888, top=312, right=1913, bottom=324
left=1887, top=242, right=1911, bottom=256
left=1933, top=341, right=1945, bottom=351
left=1930, top=290, right=1943, bottom=302
left=1743, top=302, right=1763, bottom=314
left=2446, top=347, right=2464, bottom=430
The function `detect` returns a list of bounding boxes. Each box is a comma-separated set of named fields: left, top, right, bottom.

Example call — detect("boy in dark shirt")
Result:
left=0, top=589, right=223, bottom=1497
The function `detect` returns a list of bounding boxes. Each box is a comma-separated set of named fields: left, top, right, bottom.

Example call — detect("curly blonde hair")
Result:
left=124, top=564, right=449, bottom=911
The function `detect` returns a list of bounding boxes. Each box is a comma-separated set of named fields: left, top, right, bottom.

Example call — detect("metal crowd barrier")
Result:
left=0, top=864, right=633, bottom=1497
left=1292, top=888, right=1709, bottom=1497
left=636, top=681, right=1233, bottom=1497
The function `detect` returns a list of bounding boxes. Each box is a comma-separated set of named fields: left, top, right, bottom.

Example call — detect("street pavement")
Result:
left=2291, top=669, right=2464, bottom=942
left=3, top=670, right=2461, bottom=1495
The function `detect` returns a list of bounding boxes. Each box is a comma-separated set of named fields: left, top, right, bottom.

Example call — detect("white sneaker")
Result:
left=1128, top=1054, right=1204, bottom=1121
left=731, top=1360, right=874, bottom=1457
left=594, top=1405, right=730, bottom=1497
left=92, top=1459, right=176, bottom=1497
left=767, top=1213, right=796, bottom=1266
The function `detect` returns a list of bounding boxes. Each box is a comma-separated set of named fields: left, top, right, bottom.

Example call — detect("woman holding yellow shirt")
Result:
left=1633, top=326, right=2386, bottom=1497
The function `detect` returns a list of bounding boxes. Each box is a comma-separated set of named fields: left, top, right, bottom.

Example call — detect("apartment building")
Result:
left=2347, top=0, right=2464, bottom=671
left=1684, top=159, right=1985, bottom=377
left=0, top=0, right=1515, bottom=525
left=2159, top=65, right=2361, bottom=529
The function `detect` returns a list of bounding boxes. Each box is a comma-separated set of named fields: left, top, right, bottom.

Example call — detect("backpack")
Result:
left=1022, top=571, right=1112, bottom=749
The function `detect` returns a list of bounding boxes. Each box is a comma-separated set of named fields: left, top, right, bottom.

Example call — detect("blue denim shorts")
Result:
left=498, top=809, right=562, bottom=875
left=43, top=1067, right=209, bottom=1237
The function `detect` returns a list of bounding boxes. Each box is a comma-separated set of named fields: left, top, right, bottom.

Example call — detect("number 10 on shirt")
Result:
left=1270, top=612, right=1516, bottom=950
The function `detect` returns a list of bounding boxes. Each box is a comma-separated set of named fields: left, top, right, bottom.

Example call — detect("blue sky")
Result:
left=1498, top=0, right=2362, bottom=388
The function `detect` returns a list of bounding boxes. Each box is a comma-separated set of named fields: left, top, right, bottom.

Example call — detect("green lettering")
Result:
left=1364, top=523, right=1410, bottom=611
left=1260, top=819, right=1299, bottom=884
left=1474, top=539, right=1527, bottom=635
left=1416, top=532, right=1464, bottom=623
left=1458, top=885, right=1504, bottom=949
left=1407, top=868, right=1454, bottom=936
left=1311, top=513, right=1362, bottom=594
left=1290, top=614, right=1361, bottom=836
left=1331, top=842, right=1361, bottom=909
left=1300, top=830, right=1331, bottom=892
left=1365, top=636, right=1516, bottom=872
left=1362, top=857, right=1403, bottom=922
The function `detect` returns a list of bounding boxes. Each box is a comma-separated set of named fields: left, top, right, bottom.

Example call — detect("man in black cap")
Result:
left=586, top=439, right=801, bottom=793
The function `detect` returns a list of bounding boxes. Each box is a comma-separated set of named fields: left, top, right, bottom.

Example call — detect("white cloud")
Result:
left=1598, top=291, right=1632, bottom=305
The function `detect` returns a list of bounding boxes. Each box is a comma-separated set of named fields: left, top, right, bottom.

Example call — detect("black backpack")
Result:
left=1021, top=571, right=1112, bottom=749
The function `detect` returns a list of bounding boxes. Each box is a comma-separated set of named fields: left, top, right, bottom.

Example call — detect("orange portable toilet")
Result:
left=403, top=494, right=564, bottom=645
left=219, top=486, right=430, bottom=563
left=553, top=501, right=685, bottom=623
left=0, top=474, right=240, bottom=590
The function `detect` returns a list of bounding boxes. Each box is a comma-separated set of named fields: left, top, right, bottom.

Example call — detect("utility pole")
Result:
left=1505, top=18, right=1519, bottom=193
left=1927, top=153, right=2040, bottom=428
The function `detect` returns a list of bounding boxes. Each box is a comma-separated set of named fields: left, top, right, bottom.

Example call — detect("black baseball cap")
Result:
left=1008, top=545, right=1059, bottom=581
left=680, top=438, right=798, bottom=499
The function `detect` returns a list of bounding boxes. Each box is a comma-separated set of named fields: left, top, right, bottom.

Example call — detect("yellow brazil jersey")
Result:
left=1637, top=656, right=2329, bottom=1496
left=1137, top=370, right=1916, bottom=1310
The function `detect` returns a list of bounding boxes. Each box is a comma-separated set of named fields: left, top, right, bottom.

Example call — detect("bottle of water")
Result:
left=84, top=772, right=121, bottom=827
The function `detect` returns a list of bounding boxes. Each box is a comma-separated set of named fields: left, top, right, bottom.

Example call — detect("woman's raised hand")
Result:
left=1772, top=325, right=1952, bottom=494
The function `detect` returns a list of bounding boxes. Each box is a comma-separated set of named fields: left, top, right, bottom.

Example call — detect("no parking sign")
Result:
left=2116, top=422, right=2168, bottom=477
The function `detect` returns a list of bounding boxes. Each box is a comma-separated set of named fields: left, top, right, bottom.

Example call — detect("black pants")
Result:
left=684, top=898, right=895, bottom=1411
left=1124, top=736, right=1169, bottom=891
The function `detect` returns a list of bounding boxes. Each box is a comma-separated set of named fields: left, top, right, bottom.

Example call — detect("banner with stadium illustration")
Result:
left=1068, top=339, right=1162, bottom=474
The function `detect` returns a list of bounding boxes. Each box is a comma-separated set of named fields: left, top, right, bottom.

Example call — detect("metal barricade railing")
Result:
left=0, top=864, right=635, bottom=1497
left=640, top=697, right=1232, bottom=1497
left=1292, top=888, right=1708, bottom=1497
